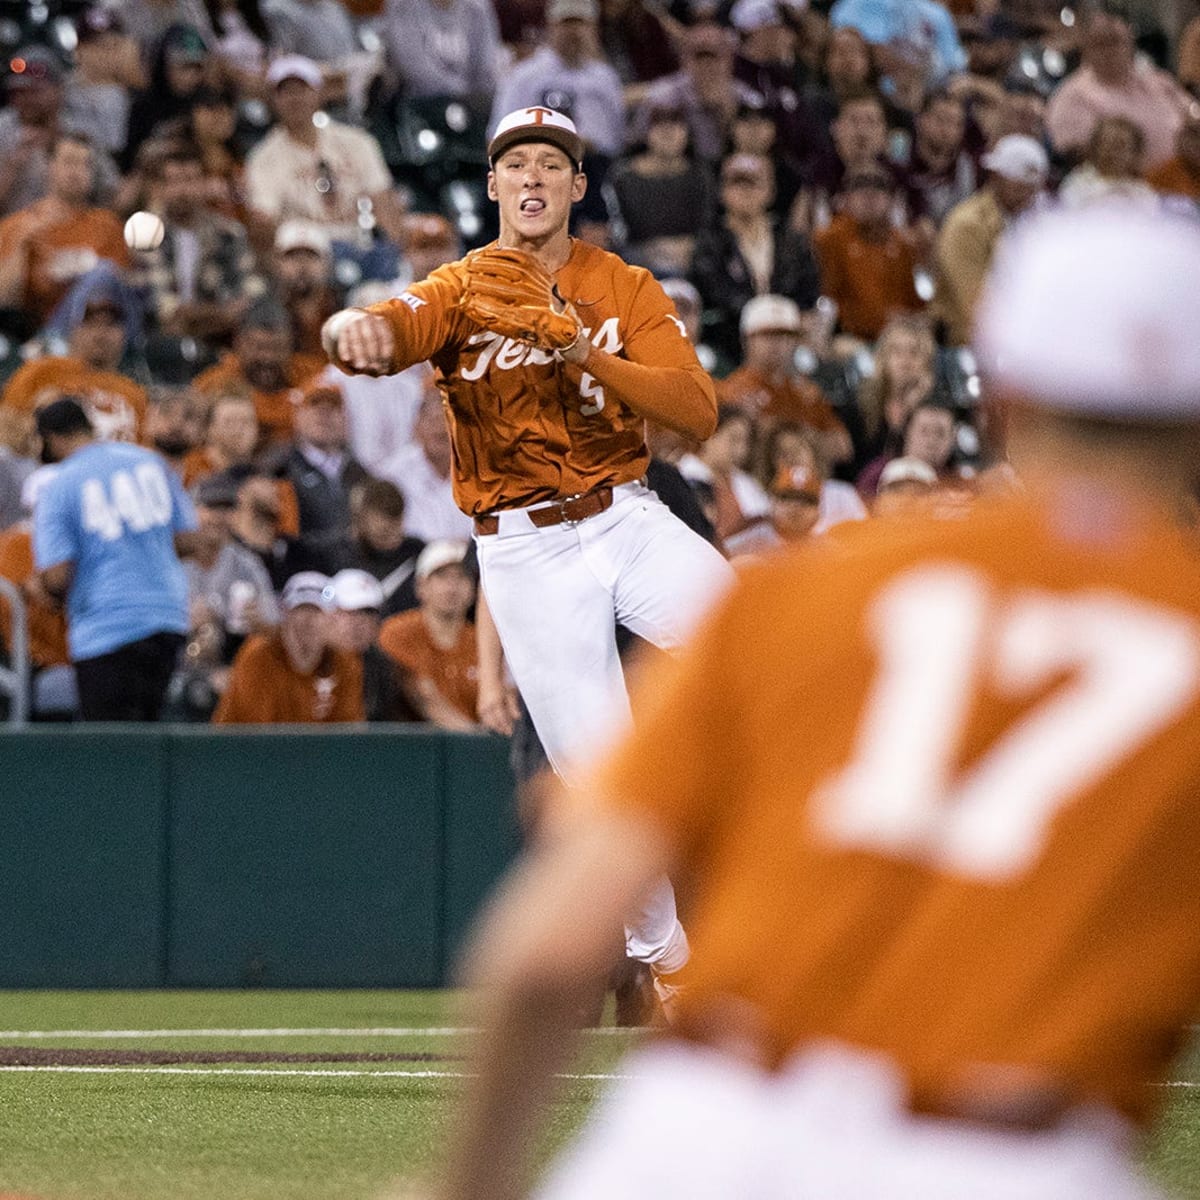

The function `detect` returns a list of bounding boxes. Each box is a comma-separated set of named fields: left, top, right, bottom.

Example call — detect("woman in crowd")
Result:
left=852, top=312, right=944, bottom=471
left=609, top=101, right=716, bottom=278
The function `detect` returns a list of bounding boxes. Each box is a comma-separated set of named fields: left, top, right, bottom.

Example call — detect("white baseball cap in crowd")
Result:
left=730, top=0, right=788, bottom=32
left=488, top=107, right=585, bottom=169
left=546, top=0, right=599, bottom=21
left=274, top=219, right=332, bottom=258
left=878, top=456, right=938, bottom=490
left=741, top=294, right=803, bottom=336
left=416, top=540, right=469, bottom=580
left=266, top=54, right=322, bottom=90
left=974, top=203, right=1200, bottom=419
left=980, top=135, right=1049, bottom=185
left=330, top=568, right=384, bottom=612
left=281, top=571, right=335, bottom=611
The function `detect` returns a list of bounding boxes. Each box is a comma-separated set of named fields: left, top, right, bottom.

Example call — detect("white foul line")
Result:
left=0, top=1065, right=627, bottom=1080
left=0, top=1027, right=635, bottom=1040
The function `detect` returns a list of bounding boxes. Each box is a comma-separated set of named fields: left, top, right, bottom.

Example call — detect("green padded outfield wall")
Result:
left=0, top=727, right=520, bottom=988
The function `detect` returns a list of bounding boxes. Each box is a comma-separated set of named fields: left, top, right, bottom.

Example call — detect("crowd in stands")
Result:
left=0, top=0, right=1196, bottom=727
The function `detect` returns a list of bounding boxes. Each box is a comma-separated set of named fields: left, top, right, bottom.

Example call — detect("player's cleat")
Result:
left=613, top=959, right=659, bottom=1027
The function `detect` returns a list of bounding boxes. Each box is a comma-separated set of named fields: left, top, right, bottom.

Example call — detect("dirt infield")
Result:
left=0, top=1046, right=463, bottom=1066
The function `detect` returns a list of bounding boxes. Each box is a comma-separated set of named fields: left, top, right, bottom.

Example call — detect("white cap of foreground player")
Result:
left=488, top=107, right=585, bottom=170
left=974, top=204, right=1200, bottom=419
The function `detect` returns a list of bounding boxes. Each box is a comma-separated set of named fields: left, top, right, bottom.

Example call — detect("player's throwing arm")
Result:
left=322, top=309, right=396, bottom=376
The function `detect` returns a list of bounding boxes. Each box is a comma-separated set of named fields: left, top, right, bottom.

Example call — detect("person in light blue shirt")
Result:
left=830, top=0, right=967, bottom=88
left=33, top=396, right=199, bottom=721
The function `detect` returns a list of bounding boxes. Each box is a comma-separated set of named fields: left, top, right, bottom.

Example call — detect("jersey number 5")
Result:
left=813, top=565, right=1200, bottom=881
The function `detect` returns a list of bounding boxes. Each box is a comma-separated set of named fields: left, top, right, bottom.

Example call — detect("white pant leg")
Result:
left=476, top=522, right=630, bottom=784
left=477, top=487, right=733, bottom=969
left=533, top=1041, right=1162, bottom=1200
left=583, top=486, right=736, bottom=651
left=532, top=1043, right=776, bottom=1200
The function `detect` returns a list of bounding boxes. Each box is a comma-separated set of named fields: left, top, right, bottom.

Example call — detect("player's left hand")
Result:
left=459, top=247, right=582, bottom=354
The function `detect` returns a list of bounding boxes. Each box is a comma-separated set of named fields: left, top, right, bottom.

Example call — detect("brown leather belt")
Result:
left=473, top=487, right=614, bottom=536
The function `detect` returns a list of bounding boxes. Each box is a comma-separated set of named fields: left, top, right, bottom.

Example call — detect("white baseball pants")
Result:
left=532, top=1040, right=1162, bottom=1200
left=475, top=481, right=734, bottom=969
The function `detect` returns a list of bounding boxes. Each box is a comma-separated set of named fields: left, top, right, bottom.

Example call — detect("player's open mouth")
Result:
left=520, top=198, right=546, bottom=214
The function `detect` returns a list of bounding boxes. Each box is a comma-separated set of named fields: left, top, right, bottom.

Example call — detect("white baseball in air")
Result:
left=123, top=211, right=165, bottom=251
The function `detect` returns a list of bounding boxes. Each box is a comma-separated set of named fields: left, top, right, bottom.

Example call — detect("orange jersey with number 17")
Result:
left=363, top=239, right=709, bottom=516
left=590, top=482, right=1200, bottom=1125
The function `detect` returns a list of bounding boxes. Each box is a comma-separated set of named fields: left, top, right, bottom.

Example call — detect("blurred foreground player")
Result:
left=323, top=107, right=733, bottom=993
left=435, top=204, right=1200, bottom=1200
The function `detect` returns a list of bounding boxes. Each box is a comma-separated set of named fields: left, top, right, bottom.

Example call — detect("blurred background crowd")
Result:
left=0, top=0, right=1196, bottom=728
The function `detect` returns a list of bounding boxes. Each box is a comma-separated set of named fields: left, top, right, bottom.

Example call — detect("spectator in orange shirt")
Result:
left=718, top=294, right=852, bottom=470
left=377, top=540, right=479, bottom=731
left=327, top=567, right=412, bottom=722
left=2, top=272, right=146, bottom=441
left=814, top=163, right=925, bottom=342
left=0, top=131, right=128, bottom=325
left=1147, top=109, right=1200, bottom=204
left=213, top=570, right=364, bottom=724
left=191, top=297, right=325, bottom=443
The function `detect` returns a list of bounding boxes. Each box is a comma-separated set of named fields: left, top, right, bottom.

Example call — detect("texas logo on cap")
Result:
left=488, top=107, right=585, bottom=169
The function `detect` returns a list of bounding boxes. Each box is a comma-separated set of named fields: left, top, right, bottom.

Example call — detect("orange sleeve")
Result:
left=360, top=264, right=472, bottom=373
left=576, top=268, right=717, bottom=440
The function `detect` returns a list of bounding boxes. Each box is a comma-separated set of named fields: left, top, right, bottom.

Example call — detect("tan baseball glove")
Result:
left=459, top=247, right=581, bottom=351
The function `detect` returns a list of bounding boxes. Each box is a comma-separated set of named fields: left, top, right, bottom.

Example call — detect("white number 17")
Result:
left=813, top=565, right=1200, bottom=881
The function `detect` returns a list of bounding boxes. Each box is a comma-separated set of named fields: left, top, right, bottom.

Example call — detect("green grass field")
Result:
left=0, top=991, right=1195, bottom=1199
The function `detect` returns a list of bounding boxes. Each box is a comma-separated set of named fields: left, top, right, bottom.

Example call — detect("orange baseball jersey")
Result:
left=717, top=366, right=845, bottom=435
left=361, top=239, right=715, bottom=515
left=0, top=527, right=68, bottom=668
left=2, top=356, right=147, bottom=442
left=213, top=632, right=364, bottom=724
left=377, top=610, right=478, bottom=722
left=0, top=205, right=129, bottom=322
left=588, top=482, right=1200, bottom=1125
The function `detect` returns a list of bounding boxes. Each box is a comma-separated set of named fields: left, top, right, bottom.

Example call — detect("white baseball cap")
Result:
left=330, top=569, right=384, bottom=612
left=878, top=456, right=938, bottom=490
left=267, top=54, right=322, bottom=90
left=281, top=571, right=334, bottom=611
left=974, top=203, right=1200, bottom=418
left=275, top=219, right=331, bottom=257
left=416, top=539, right=469, bottom=580
left=488, top=107, right=585, bottom=168
left=740, top=294, right=802, bottom=336
left=980, top=135, right=1049, bottom=185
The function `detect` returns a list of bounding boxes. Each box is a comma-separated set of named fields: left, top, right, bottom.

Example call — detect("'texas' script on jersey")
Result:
left=364, top=240, right=708, bottom=514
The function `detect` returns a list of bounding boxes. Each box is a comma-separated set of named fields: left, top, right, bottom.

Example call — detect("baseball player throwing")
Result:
left=324, top=107, right=734, bottom=989
left=433, top=203, right=1200, bottom=1200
